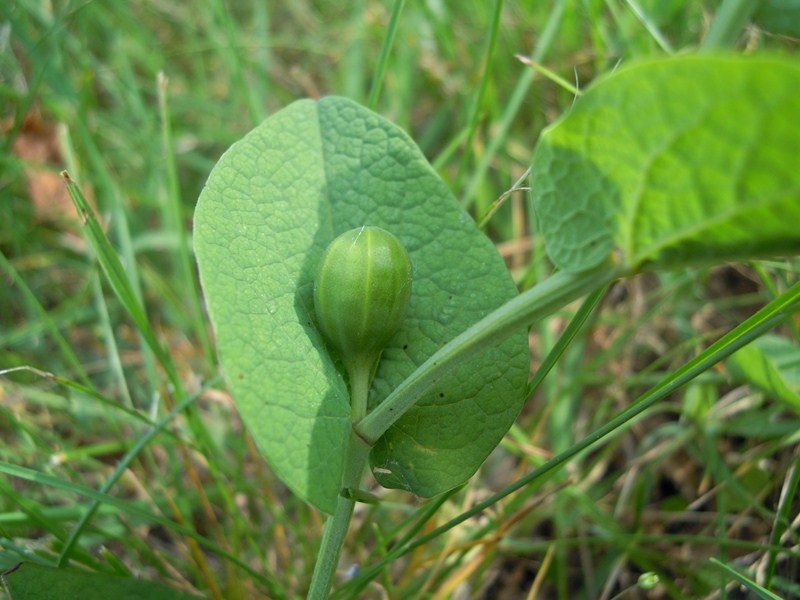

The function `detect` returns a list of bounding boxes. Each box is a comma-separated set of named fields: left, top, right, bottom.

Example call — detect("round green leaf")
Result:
left=194, top=97, right=529, bottom=512
left=532, top=55, right=800, bottom=273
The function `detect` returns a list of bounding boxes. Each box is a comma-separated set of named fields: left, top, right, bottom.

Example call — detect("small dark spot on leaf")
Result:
left=238, top=373, right=244, bottom=379
left=402, top=344, right=408, bottom=350
left=438, top=392, right=445, bottom=398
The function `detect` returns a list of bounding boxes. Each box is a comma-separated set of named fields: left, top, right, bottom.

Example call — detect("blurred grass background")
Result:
left=2, top=1, right=799, bottom=598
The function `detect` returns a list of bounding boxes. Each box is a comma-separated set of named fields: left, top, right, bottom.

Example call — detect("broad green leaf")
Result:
left=727, top=334, right=800, bottom=412
left=1, top=563, right=202, bottom=600
left=531, top=55, right=800, bottom=274
left=194, top=97, right=529, bottom=512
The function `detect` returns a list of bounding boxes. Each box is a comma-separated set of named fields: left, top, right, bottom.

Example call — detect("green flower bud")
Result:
left=313, top=226, right=412, bottom=376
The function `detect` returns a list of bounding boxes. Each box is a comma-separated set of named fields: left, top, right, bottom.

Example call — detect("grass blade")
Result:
left=60, top=171, right=180, bottom=390
left=366, top=0, right=406, bottom=109
left=156, top=73, right=215, bottom=366
left=708, top=557, right=782, bottom=600
left=0, top=459, right=282, bottom=597
left=55, top=377, right=215, bottom=566
left=0, top=251, right=91, bottom=386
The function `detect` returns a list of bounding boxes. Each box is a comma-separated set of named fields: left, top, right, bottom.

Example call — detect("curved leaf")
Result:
left=194, top=97, right=529, bottom=512
left=532, top=55, right=800, bottom=273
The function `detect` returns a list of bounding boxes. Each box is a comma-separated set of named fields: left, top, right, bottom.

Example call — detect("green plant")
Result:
left=2, top=2, right=800, bottom=598
left=192, top=55, right=800, bottom=597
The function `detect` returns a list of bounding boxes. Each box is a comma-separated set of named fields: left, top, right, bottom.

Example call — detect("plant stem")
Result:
left=307, top=493, right=355, bottom=600
left=347, top=356, right=373, bottom=421
left=307, top=359, right=374, bottom=598
left=356, top=259, right=622, bottom=444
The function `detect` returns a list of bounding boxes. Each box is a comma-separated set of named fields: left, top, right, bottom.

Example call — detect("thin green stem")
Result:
left=307, top=432, right=371, bottom=599
left=308, top=350, right=375, bottom=598
left=356, top=260, right=622, bottom=444
left=347, top=356, right=374, bottom=421
left=307, top=495, right=355, bottom=600
left=367, top=0, right=406, bottom=109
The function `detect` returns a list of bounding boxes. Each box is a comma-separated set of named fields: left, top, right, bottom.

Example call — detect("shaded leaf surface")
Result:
left=195, top=97, right=529, bottom=512
left=532, top=55, right=800, bottom=273
left=1, top=563, right=201, bottom=600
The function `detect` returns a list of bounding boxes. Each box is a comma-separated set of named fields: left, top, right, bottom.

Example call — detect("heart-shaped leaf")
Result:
left=194, top=97, right=529, bottom=512
left=532, top=55, right=800, bottom=274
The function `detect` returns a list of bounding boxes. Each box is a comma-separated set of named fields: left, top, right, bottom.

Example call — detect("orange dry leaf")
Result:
left=8, top=112, right=89, bottom=224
